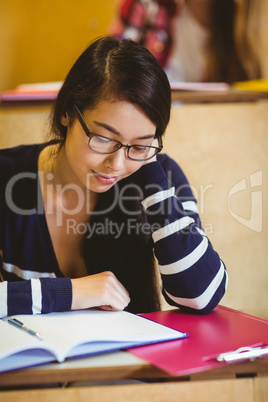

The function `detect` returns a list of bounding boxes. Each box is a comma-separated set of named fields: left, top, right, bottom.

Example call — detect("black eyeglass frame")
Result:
left=74, top=105, right=163, bottom=161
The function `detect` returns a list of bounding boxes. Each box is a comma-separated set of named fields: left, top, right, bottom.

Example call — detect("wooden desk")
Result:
left=0, top=350, right=267, bottom=401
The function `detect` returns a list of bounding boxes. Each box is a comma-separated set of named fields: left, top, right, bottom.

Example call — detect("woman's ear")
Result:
left=61, top=113, right=69, bottom=127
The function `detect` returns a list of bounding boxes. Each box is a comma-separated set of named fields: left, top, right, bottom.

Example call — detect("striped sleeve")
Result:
left=0, top=276, right=72, bottom=318
left=135, top=157, right=228, bottom=314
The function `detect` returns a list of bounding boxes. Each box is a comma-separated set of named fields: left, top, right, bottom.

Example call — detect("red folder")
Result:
left=128, top=305, right=268, bottom=376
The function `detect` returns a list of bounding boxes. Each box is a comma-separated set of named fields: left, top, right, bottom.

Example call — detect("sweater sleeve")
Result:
left=0, top=276, right=72, bottom=318
left=132, top=156, right=228, bottom=314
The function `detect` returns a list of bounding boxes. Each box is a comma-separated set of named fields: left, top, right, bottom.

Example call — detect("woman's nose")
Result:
left=104, top=148, right=126, bottom=171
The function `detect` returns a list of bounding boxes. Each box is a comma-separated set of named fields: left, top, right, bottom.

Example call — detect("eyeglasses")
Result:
left=74, top=105, right=163, bottom=161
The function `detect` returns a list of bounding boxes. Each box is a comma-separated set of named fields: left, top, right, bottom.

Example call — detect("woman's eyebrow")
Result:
left=93, top=121, right=120, bottom=135
left=93, top=121, right=155, bottom=140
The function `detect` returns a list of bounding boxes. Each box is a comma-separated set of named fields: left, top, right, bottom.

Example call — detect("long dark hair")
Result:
left=51, top=35, right=170, bottom=141
left=206, top=0, right=262, bottom=83
left=50, top=36, right=171, bottom=313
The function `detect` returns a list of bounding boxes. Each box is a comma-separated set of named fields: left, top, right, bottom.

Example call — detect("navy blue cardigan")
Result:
left=0, top=143, right=227, bottom=317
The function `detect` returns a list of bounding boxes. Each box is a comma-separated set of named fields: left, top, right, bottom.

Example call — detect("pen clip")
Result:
left=217, top=345, right=268, bottom=363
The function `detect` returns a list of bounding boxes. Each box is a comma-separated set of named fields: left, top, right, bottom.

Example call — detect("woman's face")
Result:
left=61, top=100, right=157, bottom=194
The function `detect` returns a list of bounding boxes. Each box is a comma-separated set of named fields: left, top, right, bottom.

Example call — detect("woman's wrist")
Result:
left=131, top=161, right=168, bottom=195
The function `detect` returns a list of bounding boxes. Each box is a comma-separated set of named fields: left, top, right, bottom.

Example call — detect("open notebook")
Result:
left=0, top=309, right=187, bottom=373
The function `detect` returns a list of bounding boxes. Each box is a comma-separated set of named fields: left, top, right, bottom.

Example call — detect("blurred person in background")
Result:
left=111, top=0, right=262, bottom=83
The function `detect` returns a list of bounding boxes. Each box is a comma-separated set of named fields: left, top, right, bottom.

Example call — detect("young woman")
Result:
left=0, top=36, right=227, bottom=318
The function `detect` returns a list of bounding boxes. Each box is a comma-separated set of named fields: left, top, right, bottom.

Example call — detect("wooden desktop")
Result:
left=0, top=346, right=267, bottom=401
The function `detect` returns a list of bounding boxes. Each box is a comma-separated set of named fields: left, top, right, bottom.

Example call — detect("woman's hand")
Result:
left=71, top=271, right=130, bottom=311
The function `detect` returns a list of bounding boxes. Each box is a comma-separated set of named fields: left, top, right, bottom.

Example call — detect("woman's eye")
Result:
left=94, top=135, right=111, bottom=145
left=132, top=146, right=149, bottom=153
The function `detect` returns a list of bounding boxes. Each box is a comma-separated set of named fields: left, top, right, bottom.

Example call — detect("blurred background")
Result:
left=0, top=0, right=268, bottom=92
left=0, top=0, right=117, bottom=92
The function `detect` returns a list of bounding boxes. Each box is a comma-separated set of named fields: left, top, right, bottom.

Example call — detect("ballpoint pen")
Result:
left=7, top=318, right=43, bottom=341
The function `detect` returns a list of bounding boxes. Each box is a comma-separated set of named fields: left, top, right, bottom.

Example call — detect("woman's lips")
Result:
left=92, top=171, right=118, bottom=185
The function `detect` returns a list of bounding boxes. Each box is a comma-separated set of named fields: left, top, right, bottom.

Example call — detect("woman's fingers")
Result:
left=71, top=271, right=130, bottom=311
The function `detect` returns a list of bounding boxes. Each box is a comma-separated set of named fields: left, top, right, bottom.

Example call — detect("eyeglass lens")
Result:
left=89, top=136, right=159, bottom=161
